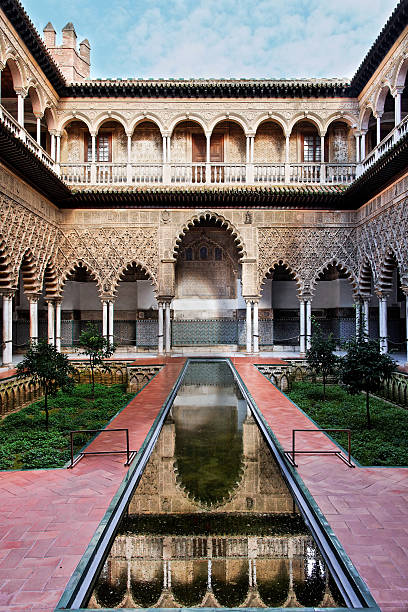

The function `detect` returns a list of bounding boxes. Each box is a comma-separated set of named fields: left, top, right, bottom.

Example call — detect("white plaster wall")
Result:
left=173, top=279, right=244, bottom=318
left=61, top=281, right=100, bottom=310
left=313, top=279, right=354, bottom=308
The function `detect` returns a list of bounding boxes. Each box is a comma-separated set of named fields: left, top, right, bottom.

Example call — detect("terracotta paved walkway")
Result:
left=0, top=358, right=185, bottom=612
left=234, top=361, right=408, bottom=612
left=1, top=355, right=407, bottom=611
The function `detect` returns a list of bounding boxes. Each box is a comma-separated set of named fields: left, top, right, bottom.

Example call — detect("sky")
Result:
left=22, top=0, right=399, bottom=80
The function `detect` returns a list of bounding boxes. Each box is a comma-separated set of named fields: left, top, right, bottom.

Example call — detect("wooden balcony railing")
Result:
left=0, top=105, right=55, bottom=172
left=59, top=161, right=357, bottom=186
left=2, top=101, right=407, bottom=188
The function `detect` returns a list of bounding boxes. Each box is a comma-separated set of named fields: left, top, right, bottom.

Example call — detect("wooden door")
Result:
left=192, top=134, right=206, bottom=182
left=210, top=133, right=224, bottom=182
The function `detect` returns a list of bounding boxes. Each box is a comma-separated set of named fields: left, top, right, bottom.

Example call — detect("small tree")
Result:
left=17, top=340, right=75, bottom=431
left=339, top=337, right=396, bottom=429
left=306, top=318, right=338, bottom=400
left=78, top=322, right=116, bottom=397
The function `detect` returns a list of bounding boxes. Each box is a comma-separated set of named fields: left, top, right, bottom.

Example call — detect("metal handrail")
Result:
left=285, top=428, right=354, bottom=468
left=68, top=427, right=137, bottom=468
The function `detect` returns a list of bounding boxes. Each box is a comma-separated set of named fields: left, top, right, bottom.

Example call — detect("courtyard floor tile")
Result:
left=234, top=360, right=408, bottom=612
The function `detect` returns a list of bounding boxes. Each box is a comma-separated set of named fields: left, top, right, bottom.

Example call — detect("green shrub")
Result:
left=287, top=381, right=408, bottom=466
left=0, top=384, right=133, bottom=470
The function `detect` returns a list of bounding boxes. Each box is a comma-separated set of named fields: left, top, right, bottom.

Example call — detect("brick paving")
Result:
left=234, top=361, right=408, bottom=612
left=0, top=357, right=185, bottom=612
left=0, top=355, right=407, bottom=611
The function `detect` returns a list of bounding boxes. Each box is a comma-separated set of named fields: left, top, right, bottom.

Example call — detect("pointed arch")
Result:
left=42, top=259, right=59, bottom=298
left=358, top=256, right=375, bottom=296
left=17, top=249, right=40, bottom=293
left=171, top=211, right=246, bottom=260
left=112, top=259, right=158, bottom=295
left=258, top=259, right=301, bottom=294
left=310, top=258, right=357, bottom=295
left=58, top=260, right=99, bottom=295
left=0, top=240, right=12, bottom=290
left=377, top=248, right=401, bottom=294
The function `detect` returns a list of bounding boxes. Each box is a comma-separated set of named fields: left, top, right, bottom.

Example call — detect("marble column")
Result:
left=50, top=133, right=56, bottom=161
left=360, top=131, right=366, bottom=160
left=246, top=300, right=252, bottom=353
left=2, top=292, right=13, bottom=365
left=402, top=287, right=408, bottom=363
left=55, top=300, right=61, bottom=352
left=405, top=293, right=408, bottom=363
left=362, top=297, right=370, bottom=339
left=102, top=300, right=108, bottom=339
left=47, top=300, right=55, bottom=345
left=56, top=133, right=61, bottom=164
left=162, top=136, right=167, bottom=163
left=355, top=134, right=360, bottom=162
left=306, top=299, right=312, bottom=351
left=17, top=92, right=25, bottom=128
left=28, top=295, right=39, bottom=343
left=376, top=114, right=382, bottom=146
left=36, top=116, right=41, bottom=145
left=253, top=300, right=259, bottom=353
left=377, top=293, right=388, bottom=353
left=355, top=299, right=361, bottom=338
left=165, top=302, right=171, bottom=353
left=158, top=302, right=164, bottom=354
left=108, top=300, right=114, bottom=346
left=299, top=299, right=306, bottom=356
left=395, top=90, right=402, bottom=127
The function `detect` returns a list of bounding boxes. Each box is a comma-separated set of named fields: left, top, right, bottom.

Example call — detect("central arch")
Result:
left=172, top=211, right=246, bottom=260
left=172, top=215, right=245, bottom=348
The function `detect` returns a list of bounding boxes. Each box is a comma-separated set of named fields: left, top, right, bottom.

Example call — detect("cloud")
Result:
left=23, top=0, right=398, bottom=79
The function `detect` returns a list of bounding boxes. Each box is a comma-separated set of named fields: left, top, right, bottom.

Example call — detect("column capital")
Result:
left=375, top=289, right=389, bottom=299
left=26, top=293, right=41, bottom=303
left=15, top=87, right=28, bottom=98
left=0, top=289, right=16, bottom=299
left=392, top=86, right=405, bottom=97
left=161, top=131, right=171, bottom=138
left=157, top=296, right=174, bottom=304
left=400, top=285, right=408, bottom=296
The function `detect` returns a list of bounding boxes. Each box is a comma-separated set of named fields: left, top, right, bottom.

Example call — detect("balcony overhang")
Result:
left=65, top=183, right=347, bottom=209
left=347, top=131, right=408, bottom=204
left=0, top=123, right=71, bottom=202
left=0, top=118, right=407, bottom=210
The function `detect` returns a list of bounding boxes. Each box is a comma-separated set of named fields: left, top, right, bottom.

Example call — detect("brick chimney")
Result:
left=42, top=22, right=91, bottom=82
left=62, top=22, right=77, bottom=49
left=43, top=22, right=56, bottom=48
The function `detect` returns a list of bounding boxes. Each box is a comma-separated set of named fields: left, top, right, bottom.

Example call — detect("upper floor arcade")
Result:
left=0, top=0, right=408, bottom=193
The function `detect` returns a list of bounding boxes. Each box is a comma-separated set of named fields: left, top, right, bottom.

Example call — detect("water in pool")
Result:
left=87, top=361, right=346, bottom=609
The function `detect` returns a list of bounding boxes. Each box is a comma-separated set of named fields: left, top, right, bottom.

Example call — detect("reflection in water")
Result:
left=87, top=361, right=346, bottom=609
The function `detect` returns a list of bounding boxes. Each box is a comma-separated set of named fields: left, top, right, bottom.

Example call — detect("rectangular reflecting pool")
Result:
left=85, top=360, right=350, bottom=609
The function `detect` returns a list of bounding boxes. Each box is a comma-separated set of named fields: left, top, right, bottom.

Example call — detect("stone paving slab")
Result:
left=0, top=358, right=185, bottom=611
left=235, top=360, right=408, bottom=612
